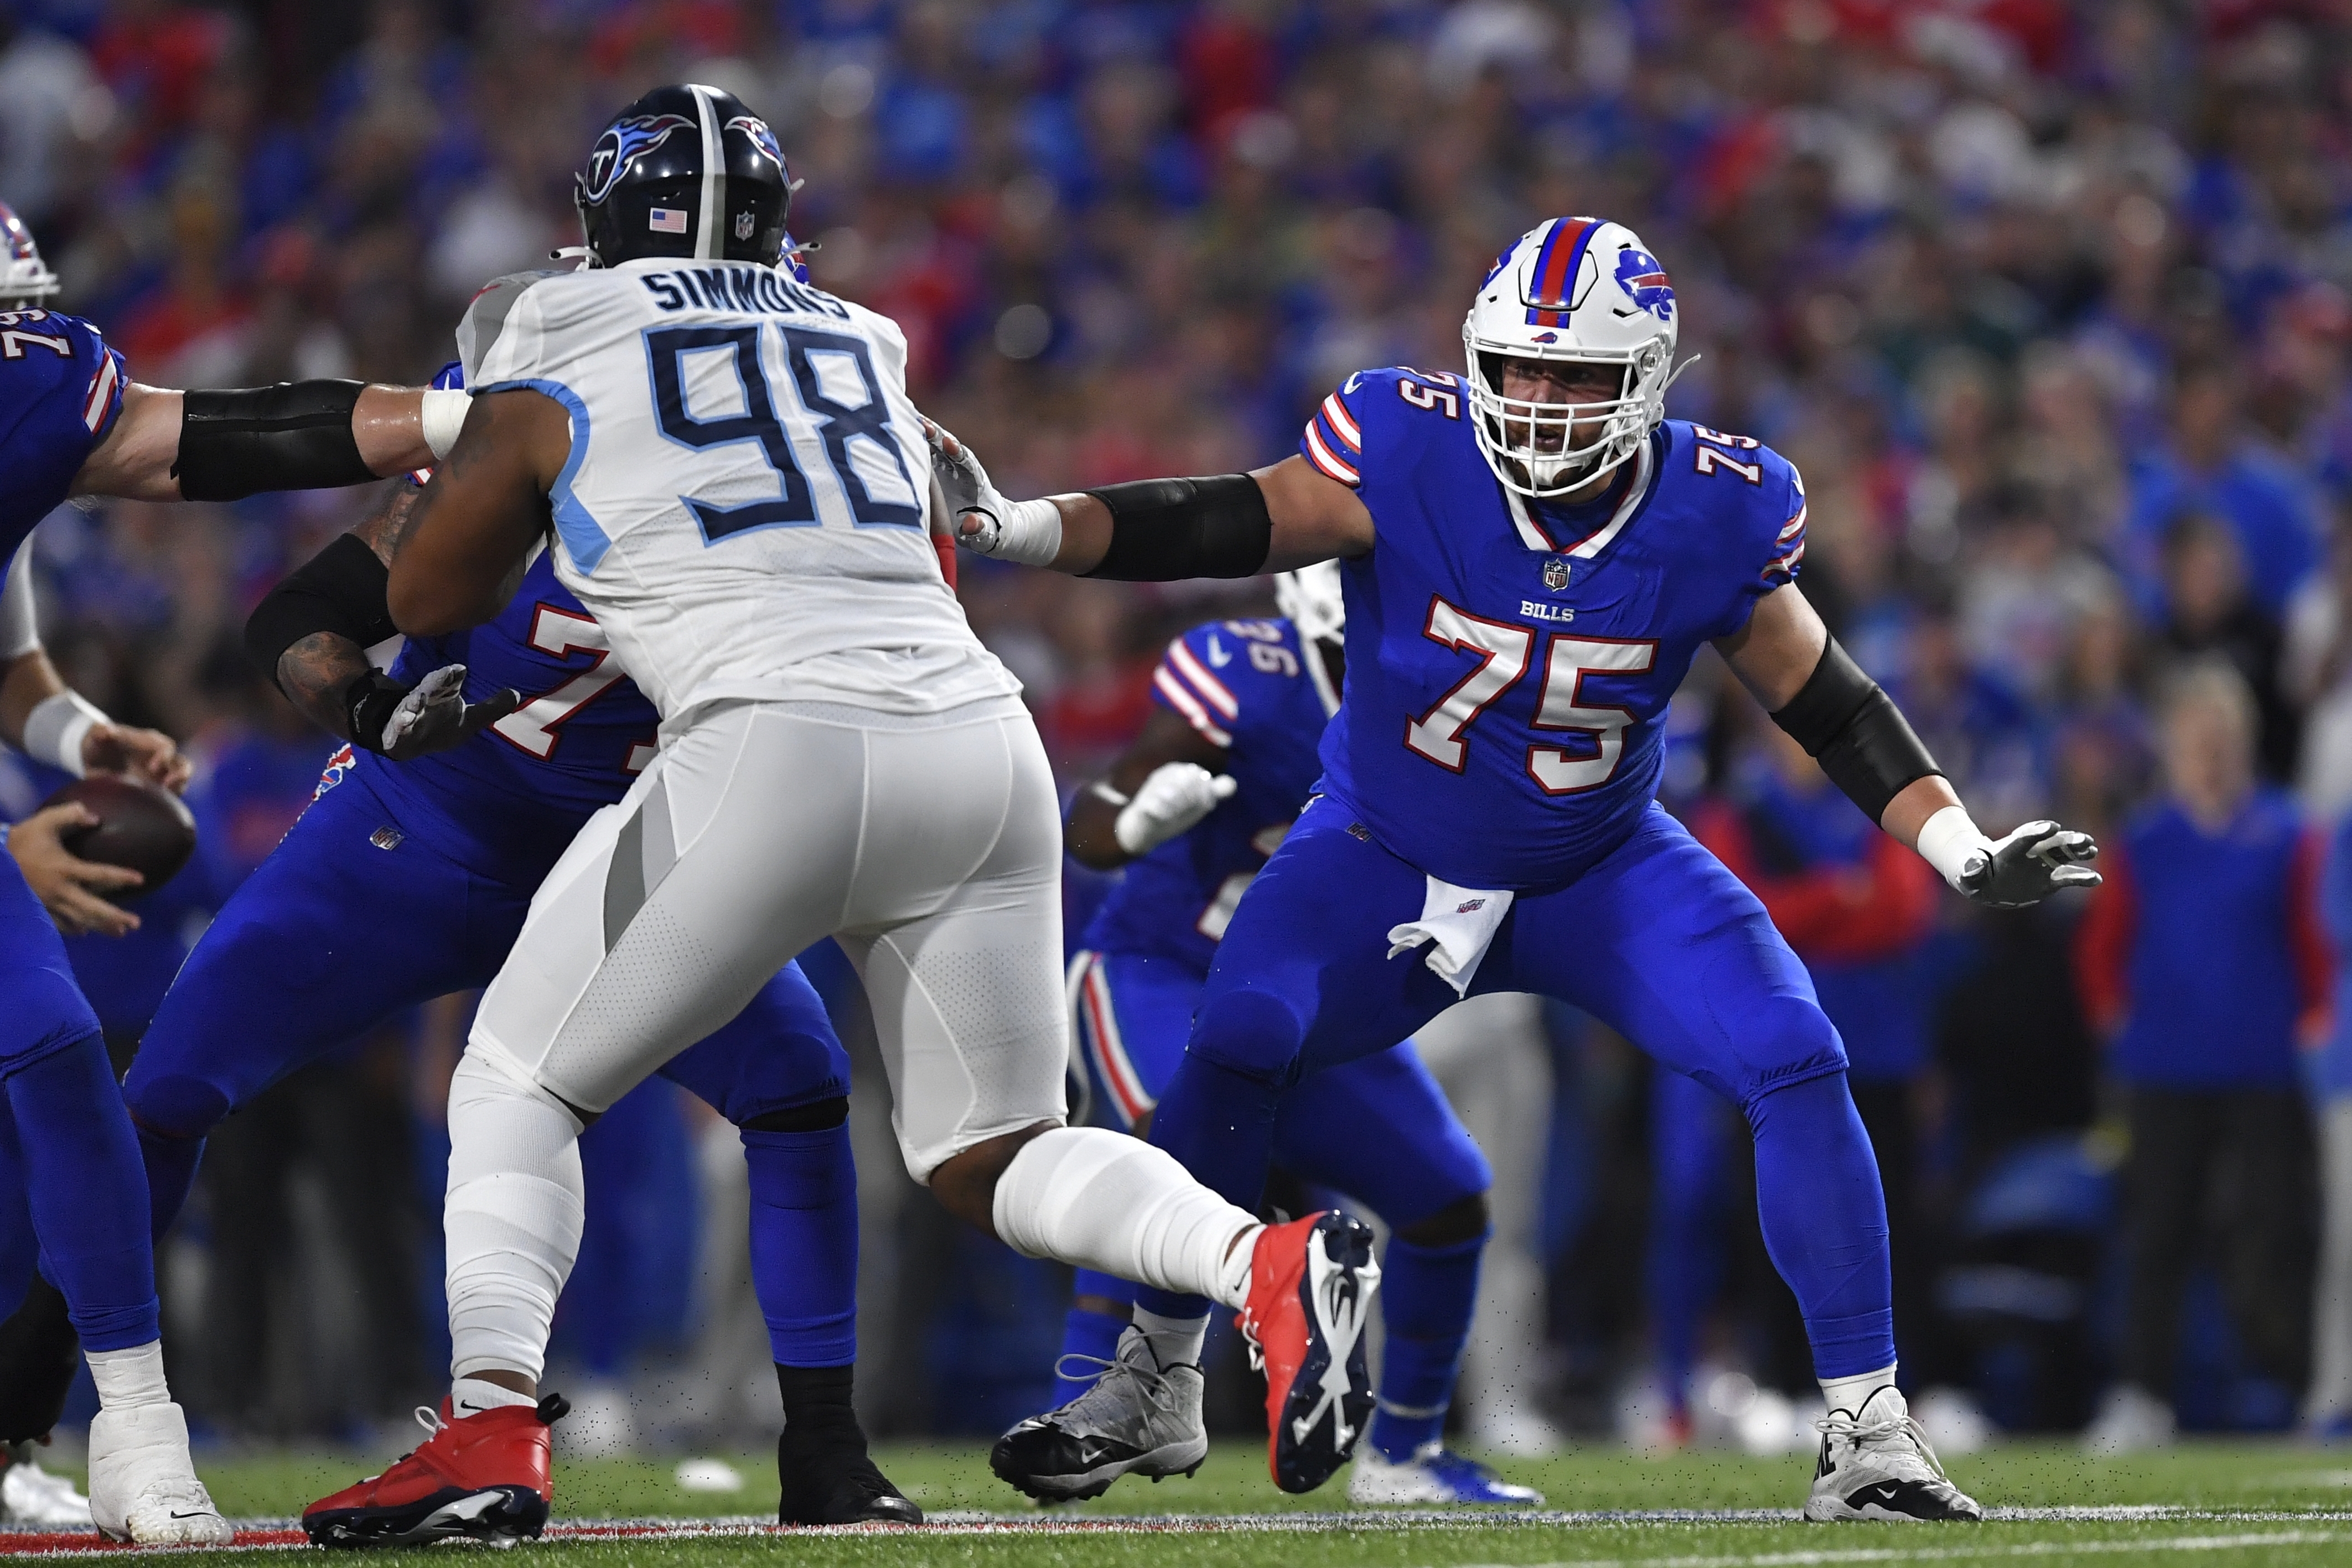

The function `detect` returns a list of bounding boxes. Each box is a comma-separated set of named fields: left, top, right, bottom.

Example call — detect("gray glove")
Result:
left=1956, top=819, right=2101, bottom=908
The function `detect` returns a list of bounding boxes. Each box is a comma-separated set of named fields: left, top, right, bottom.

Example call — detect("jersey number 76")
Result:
left=1405, top=599, right=1656, bottom=795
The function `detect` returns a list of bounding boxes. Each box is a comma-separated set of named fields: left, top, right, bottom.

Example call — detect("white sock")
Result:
left=444, top=1051, right=586, bottom=1384
left=990, top=1126, right=1261, bottom=1308
left=1820, top=1363, right=1898, bottom=1416
left=451, top=1377, right=536, bottom=1416
left=1132, top=1306, right=1209, bottom=1370
left=85, top=1341, right=169, bottom=1411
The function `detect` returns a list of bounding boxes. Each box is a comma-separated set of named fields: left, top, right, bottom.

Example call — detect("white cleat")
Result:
left=86, top=1403, right=232, bottom=1545
left=2082, top=1383, right=2175, bottom=1455
left=1802, top=1385, right=1983, bottom=1522
left=1348, top=1441, right=1543, bottom=1505
left=1, top=1441, right=93, bottom=1528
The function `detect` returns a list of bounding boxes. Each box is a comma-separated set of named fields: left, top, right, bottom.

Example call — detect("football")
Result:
left=39, top=773, right=198, bottom=896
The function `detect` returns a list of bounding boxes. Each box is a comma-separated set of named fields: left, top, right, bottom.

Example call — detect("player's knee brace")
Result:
left=739, top=1095, right=848, bottom=1134
left=1187, top=989, right=1309, bottom=1087
left=443, top=1053, right=587, bottom=1381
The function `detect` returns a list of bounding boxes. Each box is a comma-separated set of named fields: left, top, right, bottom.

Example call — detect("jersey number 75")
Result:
left=1405, top=599, right=1656, bottom=795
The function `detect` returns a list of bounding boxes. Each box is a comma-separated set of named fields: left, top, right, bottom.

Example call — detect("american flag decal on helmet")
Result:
left=1525, top=216, right=1599, bottom=328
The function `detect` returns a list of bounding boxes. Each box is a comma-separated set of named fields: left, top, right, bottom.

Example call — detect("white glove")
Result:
left=924, top=419, right=1063, bottom=567
left=1916, top=807, right=2100, bottom=907
left=1113, top=763, right=1239, bottom=856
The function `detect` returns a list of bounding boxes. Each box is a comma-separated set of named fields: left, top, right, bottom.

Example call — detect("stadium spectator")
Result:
left=2075, top=661, right=2327, bottom=1451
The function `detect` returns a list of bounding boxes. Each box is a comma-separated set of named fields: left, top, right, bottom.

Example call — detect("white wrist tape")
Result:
left=23, top=690, right=108, bottom=777
left=983, top=496, right=1065, bottom=568
left=420, top=388, right=472, bottom=461
left=1914, top=804, right=1993, bottom=891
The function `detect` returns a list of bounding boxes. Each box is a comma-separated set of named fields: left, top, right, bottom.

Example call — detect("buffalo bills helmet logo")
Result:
left=1613, top=247, right=1674, bottom=321
left=582, top=112, right=696, bottom=203
left=726, top=113, right=788, bottom=177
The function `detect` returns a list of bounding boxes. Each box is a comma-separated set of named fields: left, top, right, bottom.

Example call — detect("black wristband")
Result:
left=341, top=670, right=408, bottom=754
left=1770, top=638, right=1943, bottom=824
left=1080, top=474, right=1272, bottom=581
left=245, top=533, right=398, bottom=693
left=176, top=380, right=373, bottom=501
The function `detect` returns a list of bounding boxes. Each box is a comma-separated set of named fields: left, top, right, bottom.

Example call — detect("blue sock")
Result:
left=1367, top=1231, right=1485, bottom=1461
left=7, top=1037, right=156, bottom=1351
left=133, top=1124, right=205, bottom=1240
left=1747, top=1072, right=1894, bottom=1379
left=743, top=1124, right=857, bottom=1365
left=1057, top=1266, right=1134, bottom=1407
left=1136, top=1045, right=1284, bottom=1321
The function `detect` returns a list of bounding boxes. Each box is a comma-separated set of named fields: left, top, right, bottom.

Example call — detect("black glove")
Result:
left=344, top=666, right=521, bottom=761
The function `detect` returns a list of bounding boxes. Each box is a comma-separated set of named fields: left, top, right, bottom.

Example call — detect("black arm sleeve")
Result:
left=244, top=532, right=398, bottom=692
left=175, top=380, right=374, bottom=501
left=1080, top=474, right=1273, bottom=581
left=1769, top=638, right=1944, bottom=825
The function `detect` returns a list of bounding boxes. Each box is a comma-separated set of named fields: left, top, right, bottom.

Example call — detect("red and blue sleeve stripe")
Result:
left=1299, top=389, right=1362, bottom=488
left=1149, top=636, right=1238, bottom=747
left=80, top=346, right=123, bottom=440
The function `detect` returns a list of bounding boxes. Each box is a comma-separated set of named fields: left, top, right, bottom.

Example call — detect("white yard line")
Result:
left=1445, top=1529, right=2352, bottom=1568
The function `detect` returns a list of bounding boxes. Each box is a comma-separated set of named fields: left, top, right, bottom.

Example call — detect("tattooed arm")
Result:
left=265, top=483, right=422, bottom=739
left=248, top=480, right=520, bottom=754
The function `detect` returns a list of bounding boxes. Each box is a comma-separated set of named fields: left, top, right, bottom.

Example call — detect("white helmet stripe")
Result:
left=688, top=84, right=723, bottom=261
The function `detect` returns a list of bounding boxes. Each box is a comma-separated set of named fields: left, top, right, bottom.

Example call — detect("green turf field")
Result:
left=34, top=1440, right=2345, bottom=1564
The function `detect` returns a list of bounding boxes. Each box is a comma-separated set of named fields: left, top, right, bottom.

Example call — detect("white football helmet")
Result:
left=1463, top=216, right=1681, bottom=499
left=1273, top=560, right=1344, bottom=646
left=0, top=201, right=60, bottom=309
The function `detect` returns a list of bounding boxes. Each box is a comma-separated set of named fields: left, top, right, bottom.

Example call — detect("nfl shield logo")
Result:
left=734, top=211, right=755, bottom=241
left=1543, top=555, right=1571, bottom=591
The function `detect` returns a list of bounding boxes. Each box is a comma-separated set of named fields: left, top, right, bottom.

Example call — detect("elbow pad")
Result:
left=245, top=533, right=398, bottom=693
left=176, top=380, right=373, bottom=501
left=1081, top=474, right=1273, bottom=581
left=1770, top=638, right=1942, bottom=825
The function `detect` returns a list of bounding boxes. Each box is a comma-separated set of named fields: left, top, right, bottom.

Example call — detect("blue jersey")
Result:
left=1301, top=371, right=1805, bottom=890
left=345, top=550, right=660, bottom=877
left=0, top=310, right=125, bottom=563
left=1080, top=618, right=1335, bottom=971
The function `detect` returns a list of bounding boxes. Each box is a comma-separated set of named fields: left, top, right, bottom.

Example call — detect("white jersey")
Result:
left=458, top=258, right=1018, bottom=723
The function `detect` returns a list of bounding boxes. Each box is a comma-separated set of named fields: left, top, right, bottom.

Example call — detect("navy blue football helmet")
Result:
left=574, top=85, right=791, bottom=269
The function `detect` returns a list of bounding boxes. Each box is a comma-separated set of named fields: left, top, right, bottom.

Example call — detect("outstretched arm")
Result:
left=930, top=424, right=1374, bottom=577
left=71, top=380, right=470, bottom=503
left=1717, top=584, right=2099, bottom=906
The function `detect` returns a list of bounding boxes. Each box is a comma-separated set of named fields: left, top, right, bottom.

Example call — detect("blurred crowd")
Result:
left=11, top=0, right=2352, bottom=1451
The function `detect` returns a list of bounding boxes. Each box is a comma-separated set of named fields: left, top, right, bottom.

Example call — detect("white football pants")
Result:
left=472, top=695, right=1069, bottom=1175
left=445, top=695, right=1261, bottom=1383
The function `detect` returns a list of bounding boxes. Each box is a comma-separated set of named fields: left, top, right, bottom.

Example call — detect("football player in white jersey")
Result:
left=301, top=86, right=1381, bottom=1543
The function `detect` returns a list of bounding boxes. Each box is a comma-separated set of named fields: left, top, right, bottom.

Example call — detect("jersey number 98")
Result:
left=646, top=324, right=923, bottom=540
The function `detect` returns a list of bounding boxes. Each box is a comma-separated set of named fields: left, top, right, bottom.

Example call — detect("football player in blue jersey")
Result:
left=0, top=198, right=467, bottom=1543
left=994, top=564, right=1537, bottom=1507
left=941, top=216, right=2100, bottom=1517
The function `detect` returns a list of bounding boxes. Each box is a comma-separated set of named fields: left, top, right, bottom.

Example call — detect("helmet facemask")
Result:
left=1464, top=334, right=1668, bottom=499
left=0, top=202, right=61, bottom=310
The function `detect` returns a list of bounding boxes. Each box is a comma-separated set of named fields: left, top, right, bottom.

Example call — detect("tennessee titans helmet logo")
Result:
left=582, top=113, right=696, bottom=204
left=726, top=114, right=788, bottom=178
left=1613, top=248, right=1675, bottom=322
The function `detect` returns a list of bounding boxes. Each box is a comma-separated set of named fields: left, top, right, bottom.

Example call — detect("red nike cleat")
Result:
left=1236, top=1210, right=1380, bottom=1494
left=303, top=1393, right=568, bottom=1548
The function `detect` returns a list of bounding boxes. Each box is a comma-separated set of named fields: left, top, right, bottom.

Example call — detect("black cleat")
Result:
left=773, top=1362, right=920, bottom=1526
left=988, top=1329, right=1207, bottom=1503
